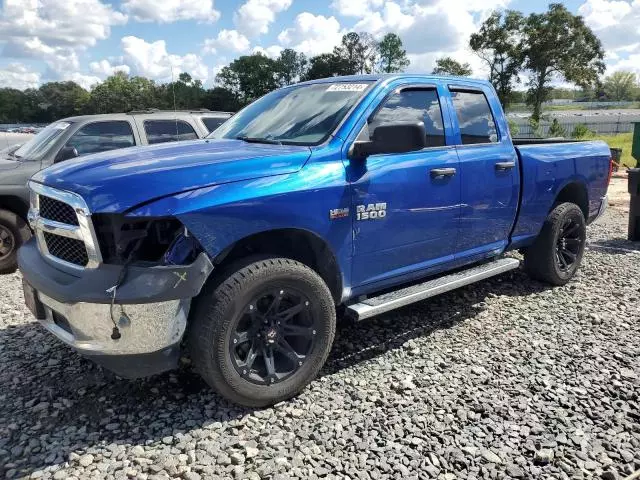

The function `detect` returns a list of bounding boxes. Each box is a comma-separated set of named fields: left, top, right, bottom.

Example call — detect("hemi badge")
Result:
left=329, top=208, right=350, bottom=220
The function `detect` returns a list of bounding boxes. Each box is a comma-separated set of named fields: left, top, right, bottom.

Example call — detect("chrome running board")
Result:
left=346, top=257, right=520, bottom=321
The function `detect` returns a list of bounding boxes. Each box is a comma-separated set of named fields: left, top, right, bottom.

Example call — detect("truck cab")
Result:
left=18, top=75, right=611, bottom=407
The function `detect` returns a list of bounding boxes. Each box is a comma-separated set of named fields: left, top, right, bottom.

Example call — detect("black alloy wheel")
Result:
left=523, top=202, right=586, bottom=286
left=188, top=257, right=336, bottom=407
left=229, top=288, right=317, bottom=385
left=555, top=217, right=582, bottom=272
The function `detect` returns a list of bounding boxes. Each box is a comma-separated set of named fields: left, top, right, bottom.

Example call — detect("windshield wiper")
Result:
left=235, top=135, right=282, bottom=145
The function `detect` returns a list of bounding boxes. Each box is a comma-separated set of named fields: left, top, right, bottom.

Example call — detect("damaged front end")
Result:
left=19, top=186, right=213, bottom=378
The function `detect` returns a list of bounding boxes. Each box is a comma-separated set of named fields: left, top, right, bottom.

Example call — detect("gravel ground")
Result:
left=1, top=201, right=639, bottom=480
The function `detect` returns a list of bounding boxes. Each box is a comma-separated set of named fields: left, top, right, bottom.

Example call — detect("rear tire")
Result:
left=0, top=209, right=31, bottom=275
left=188, top=257, right=336, bottom=407
left=523, top=202, right=586, bottom=285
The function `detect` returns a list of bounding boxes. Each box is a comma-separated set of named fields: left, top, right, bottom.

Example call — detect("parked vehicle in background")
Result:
left=0, top=109, right=231, bottom=273
left=18, top=75, right=611, bottom=407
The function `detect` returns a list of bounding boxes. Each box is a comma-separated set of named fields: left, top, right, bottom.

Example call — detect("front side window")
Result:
left=144, top=120, right=199, bottom=144
left=209, top=82, right=372, bottom=145
left=450, top=90, right=498, bottom=145
left=368, top=88, right=445, bottom=148
left=65, top=121, right=136, bottom=156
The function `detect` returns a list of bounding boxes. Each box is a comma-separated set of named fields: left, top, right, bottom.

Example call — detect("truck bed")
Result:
left=510, top=139, right=611, bottom=248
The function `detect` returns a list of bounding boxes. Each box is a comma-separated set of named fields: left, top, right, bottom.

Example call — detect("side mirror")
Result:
left=350, top=122, right=427, bottom=159
left=54, top=146, right=79, bottom=163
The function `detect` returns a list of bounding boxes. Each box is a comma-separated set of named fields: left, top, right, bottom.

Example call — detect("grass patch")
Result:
left=587, top=132, right=637, bottom=168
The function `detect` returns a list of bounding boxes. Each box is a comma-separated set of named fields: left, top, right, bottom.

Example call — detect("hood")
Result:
left=32, top=139, right=311, bottom=213
left=0, top=148, right=21, bottom=171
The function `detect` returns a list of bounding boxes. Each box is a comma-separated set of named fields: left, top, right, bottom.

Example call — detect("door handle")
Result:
left=495, top=161, right=516, bottom=171
left=430, top=167, right=456, bottom=179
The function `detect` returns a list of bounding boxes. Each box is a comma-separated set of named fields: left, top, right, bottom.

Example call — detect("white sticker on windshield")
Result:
left=326, top=83, right=369, bottom=92
left=53, top=122, right=71, bottom=130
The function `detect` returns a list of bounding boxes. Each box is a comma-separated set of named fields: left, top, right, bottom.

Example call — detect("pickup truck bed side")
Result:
left=511, top=142, right=610, bottom=248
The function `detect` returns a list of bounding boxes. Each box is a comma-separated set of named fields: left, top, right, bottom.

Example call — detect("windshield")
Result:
left=14, top=121, right=72, bottom=160
left=210, top=81, right=373, bottom=145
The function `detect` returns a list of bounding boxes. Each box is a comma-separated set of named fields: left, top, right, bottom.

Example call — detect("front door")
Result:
left=350, top=86, right=461, bottom=288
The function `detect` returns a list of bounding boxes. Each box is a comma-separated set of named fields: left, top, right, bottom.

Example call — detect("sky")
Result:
left=0, top=0, right=635, bottom=91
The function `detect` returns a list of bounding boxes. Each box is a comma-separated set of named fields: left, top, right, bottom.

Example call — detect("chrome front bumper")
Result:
left=37, top=292, right=190, bottom=356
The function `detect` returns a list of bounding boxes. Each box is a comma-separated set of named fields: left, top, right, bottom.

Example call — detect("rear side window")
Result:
left=65, top=121, right=135, bottom=155
left=450, top=90, right=498, bottom=145
left=368, top=88, right=445, bottom=148
left=202, top=117, right=227, bottom=133
left=144, top=120, right=199, bottom=144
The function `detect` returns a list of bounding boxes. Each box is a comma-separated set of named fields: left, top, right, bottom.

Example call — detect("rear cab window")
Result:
left=144, top=120, right=199, bottom=144
left=65, top=121, right=136, bottom=155
left=449, top=89, right=498, bottom=145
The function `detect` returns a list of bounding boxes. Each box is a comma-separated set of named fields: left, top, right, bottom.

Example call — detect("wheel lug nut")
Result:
left=298, top=361, right=302, bottom=366
left=305, top=301, right=309, bottom=306
left=312, top=330, right=316, bottom=335
left=243, top=369, right=247, bottom=375
left=279, top=290, right=284, bottom=295
left=249, top=305, right=254, bottom=310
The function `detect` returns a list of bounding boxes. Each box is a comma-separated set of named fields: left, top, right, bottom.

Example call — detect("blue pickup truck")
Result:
left=19, top=75, right=611, bottom=407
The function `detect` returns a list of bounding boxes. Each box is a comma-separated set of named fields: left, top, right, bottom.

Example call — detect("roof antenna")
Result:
left=171, top=66, right=178, bottom=139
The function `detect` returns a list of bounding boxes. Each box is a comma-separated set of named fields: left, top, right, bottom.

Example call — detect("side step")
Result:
left=346, top=257, right=520, bottom=321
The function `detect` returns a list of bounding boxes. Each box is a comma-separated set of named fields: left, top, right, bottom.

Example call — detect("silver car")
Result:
left=0, top=109, right=232, bottom=273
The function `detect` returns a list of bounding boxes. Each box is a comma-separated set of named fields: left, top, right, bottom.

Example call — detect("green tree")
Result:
left=522, top=3, right=605, bottom=122
left=37, top=81, right=91, bottom=121
left=90, top=72, right=160, bottom=113
left=432, top=57, right=472, bottom=76
left=162, top=72, right=206, bottom=109
left=470, top=10, right=524, bottom=108
left=216, top=53, right=280, bottom=104
left=377, top=33, right=410, bottom=73
left=548, top=118, right=567, bottom=137
left=571, top=123, right=593, bottom=139
left=276, top=49, right=308, bottom=86
left=603, top=71, right=637, bottom=101
left=0, top=89, right=28, bottom=123
left=333, top=32, right=377, bottom=74
left=203, top=87, right=242, bottom=112
left=304, top=53, right=353, bottom=80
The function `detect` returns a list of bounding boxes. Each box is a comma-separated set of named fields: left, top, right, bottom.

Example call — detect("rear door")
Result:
left=349, top=84, right=461, bottom=288
left=141, top=119, right=200, bottom=145
left=449, top=87, right=520, bottom=262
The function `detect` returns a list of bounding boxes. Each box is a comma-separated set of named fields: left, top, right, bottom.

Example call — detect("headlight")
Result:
left=92, top=214, right=201, bottom=265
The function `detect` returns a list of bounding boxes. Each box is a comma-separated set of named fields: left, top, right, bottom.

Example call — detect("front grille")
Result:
left=44, top=232, right=88, bottom=266
left=39, top=195, right=79, bottom=226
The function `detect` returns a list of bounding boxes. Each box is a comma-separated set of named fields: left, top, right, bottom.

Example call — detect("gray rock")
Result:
left=534, top=449, right=554, bottom=465
left=481, top=450, right=502, bottom=464
left=78, top=454, right=94, bottom=467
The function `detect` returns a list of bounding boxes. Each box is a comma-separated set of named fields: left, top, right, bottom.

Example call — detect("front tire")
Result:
left=0, top=209, right=30, bottom=275
left=523, top=202, right=586, bottom=285
left=188, top=257, right=336, bottom=407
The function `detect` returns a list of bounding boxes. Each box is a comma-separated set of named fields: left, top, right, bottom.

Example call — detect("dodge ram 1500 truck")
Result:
left=18, top=75, right=612, bottom=407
